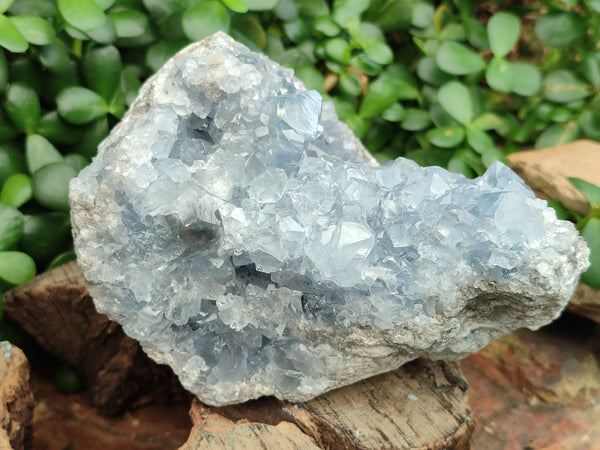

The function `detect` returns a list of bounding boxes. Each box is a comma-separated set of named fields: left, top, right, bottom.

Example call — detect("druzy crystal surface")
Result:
left=70, top=32, right=589, bottom=406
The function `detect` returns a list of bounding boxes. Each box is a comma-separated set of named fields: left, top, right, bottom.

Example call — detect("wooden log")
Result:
left=2, top=261, right=187, bottom=416
left=4, top=262, right=474, bottom=448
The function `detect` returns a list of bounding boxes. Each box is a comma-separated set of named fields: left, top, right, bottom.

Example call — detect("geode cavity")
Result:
left=70, top=32, right=589, bottom=406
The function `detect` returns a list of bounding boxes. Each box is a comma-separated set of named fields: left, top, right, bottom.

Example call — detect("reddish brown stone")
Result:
left=460, top=315, right=600, bottom=449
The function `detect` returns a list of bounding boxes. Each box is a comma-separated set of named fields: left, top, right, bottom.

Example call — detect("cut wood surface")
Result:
left=3, top=262, right=474, bottom=449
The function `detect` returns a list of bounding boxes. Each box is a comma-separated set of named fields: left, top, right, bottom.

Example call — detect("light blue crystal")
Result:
left=70, top=33, right=589, bottom=406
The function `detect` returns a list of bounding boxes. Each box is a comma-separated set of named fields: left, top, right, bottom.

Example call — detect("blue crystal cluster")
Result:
left=70, top=33, right=589, bottom=405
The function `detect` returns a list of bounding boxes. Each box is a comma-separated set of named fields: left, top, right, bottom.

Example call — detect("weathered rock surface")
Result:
left=0, top=342, right=34, bottom=450
left=70, top=32, right=589, bottom=406
left=2, top=262, right=186, bottom=416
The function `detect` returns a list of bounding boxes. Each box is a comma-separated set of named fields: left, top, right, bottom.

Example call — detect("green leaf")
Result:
left=0, top=15, right=28, bottom=52
left=582, top=52, right=600, bottom=88
left=544, top=70, right=591, bottom=103
left=481, top=147, right=506, bottom=167
left=46, top=250, right=77, bottom=270
left=463, top=16, right=489, bottom=50
left=411, top=1, right=434, bottom=28
left=0, top=50, right=7, bottom=93
left=338, top=72, right=362, bottom=97
left=534, top=121, right=580, bottom=148
left=33, top=162, right=77, bottom=212
left=293, top=65, right=324, bottom=91
left=73, top=116, right=109, bottom=159
left=223, top=0, right=248, bottom=13
left=25, top=134, right=63, bottom=173
left=38, top=41, right=70, bottom=73
left=283, top=19, right=311, bottom=44
left=487, top=12, right=520, bottom=58
left=245, top=0, right=279, bottom=10
left=416, top=56, right=450, bottom=86
left=381, top=103, right=405, bottom=122
left=146, top=40, right=186, bottom=72
left=182, top=1, right=230, bottom=41
left=0, top=251, right=35, bottom=286
left=109, top=8, right=150, bottom=38
left=426, top=125, right=465, bottom=148
left=19, top=212, right=71, bottom=263
left=57, top=86, right=108, bottom=125
left=511, top=62, right=542, bottom=96
left=568, top=177, right=600, bottom=207
left=362, top=41, right=393, bottom=65
left=435, top=41, right=485, bottom=75
left=10, top=15, right=55, bottom=45
left=438, top=81, right=473, bottom=125
left=0, top=173, right=32, bottom=208
left=535, top=10, right=587, bottom=47
left=359, top=72, right=415, bottom=118
left=82, top=45, right=122, bottom=101
left=4, top=82, right=41, bottom=134
left=466, top=125, right=494, bottom=153
left=324, top=37, right=350, bottom=64
left=581, top=218, right=600, bottom=288
left=350, top=53, right=382, bottom=76
left=580, top=110, right=600, bottom=140
left=471, top=112, right=504, bottom=131
left=63, top=153, right=89, bottom=173
left=58, top=0, right=105, bottom=32
left=547, top=200, right=570, bottom=221
left=485, top=57, right=514, bottom=93
left=0, top=0, right=15, bottom=13
left=312, top=16, right=340, bottom=37
left=231, top=15, right=267, bottom=50
left=0, top=145, right=26, bottom=185
left=0, top=204, right=24, bottom=251
left=365, top=0, right=411, bottom=32
left=400, top=108, right=431, bottom=131
left=36, top=111, right=83, bottom=145
left=86, top=16, right=117, bottom=44
left=332, top=5, right=359, bottom=29
left=121, top=68, right=141, bottom=106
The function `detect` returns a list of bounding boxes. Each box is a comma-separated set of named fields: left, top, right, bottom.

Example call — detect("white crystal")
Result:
left=70, top=32, right=589, bottom=406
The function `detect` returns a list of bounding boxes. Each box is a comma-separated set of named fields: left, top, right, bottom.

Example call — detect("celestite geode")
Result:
left=69, top=32, right=589, bottom=406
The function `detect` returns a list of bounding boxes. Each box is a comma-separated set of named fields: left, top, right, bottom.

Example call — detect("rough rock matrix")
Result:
left=70, top=32, right=589, bottom=406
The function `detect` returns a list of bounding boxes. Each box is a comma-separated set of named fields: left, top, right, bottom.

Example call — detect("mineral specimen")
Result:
left=69, top=32, right=589, bottom=406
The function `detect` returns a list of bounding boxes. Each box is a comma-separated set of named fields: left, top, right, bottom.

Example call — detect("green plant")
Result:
left=552, top=178, right=600, bottom=288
